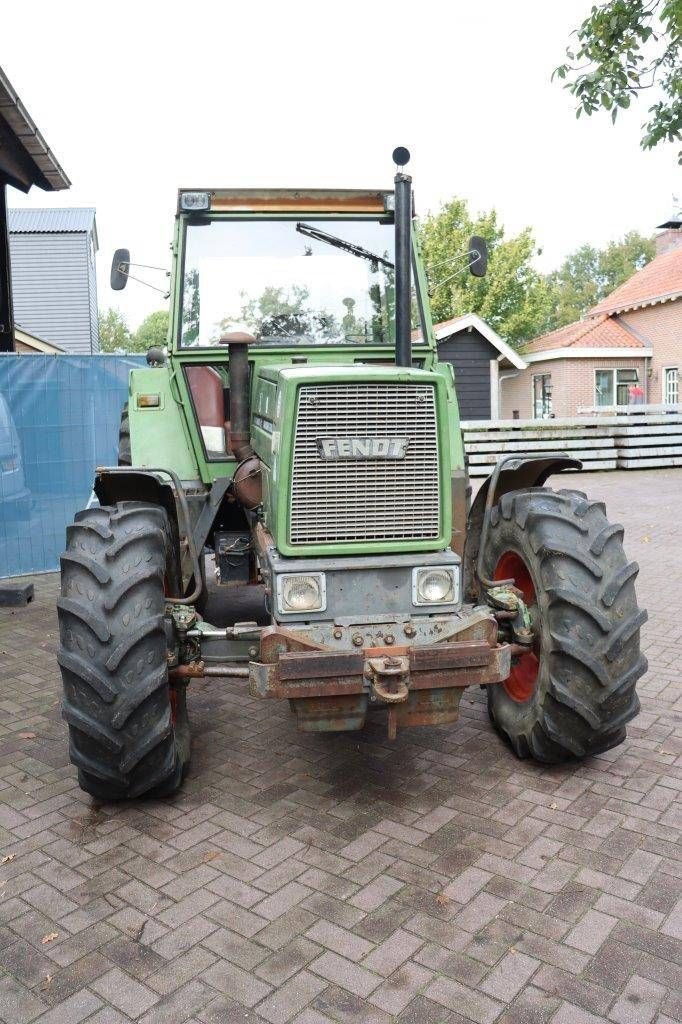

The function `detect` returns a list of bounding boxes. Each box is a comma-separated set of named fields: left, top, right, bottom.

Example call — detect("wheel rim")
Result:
left=494, top=550, right=540, bottom=703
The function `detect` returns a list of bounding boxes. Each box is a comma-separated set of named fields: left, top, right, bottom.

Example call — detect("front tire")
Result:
left=57, top=502, right=188, bottom=799
left=481, top=487, right=647, bottom=763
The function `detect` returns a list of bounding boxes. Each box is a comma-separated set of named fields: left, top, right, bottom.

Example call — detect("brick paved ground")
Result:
left=0, top=468, right=680, bottom=1024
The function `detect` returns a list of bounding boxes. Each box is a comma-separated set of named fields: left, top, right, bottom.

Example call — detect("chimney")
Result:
left=655, top=205, right=682, bottom=256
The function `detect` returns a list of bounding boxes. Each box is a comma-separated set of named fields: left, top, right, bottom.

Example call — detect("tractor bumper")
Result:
left=249, top=626, right=511, bottom=736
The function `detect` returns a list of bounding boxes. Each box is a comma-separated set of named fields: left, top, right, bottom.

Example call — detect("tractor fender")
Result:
left=463, top=454, right=582, bottom=600
left=94, top=469, right=187, bottom=581
left=95, top=469, right=178, bottom=526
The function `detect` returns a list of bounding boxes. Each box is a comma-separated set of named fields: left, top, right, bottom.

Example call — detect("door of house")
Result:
left=664, top=367, right=679, bottom=405
left=533, top=374, right=552, bottom=418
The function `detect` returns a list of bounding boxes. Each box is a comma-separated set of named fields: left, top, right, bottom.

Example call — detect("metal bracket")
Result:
left=192, top=477, right=233, bottom=556
left=367, top=655, right=410, bottom=705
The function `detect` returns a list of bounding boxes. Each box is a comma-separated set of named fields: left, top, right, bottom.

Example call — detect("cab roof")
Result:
left=177, top=188, right=392, bottom=215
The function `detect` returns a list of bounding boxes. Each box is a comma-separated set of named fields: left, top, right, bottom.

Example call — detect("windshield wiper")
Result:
left=296, top=222, right=394, bottom=271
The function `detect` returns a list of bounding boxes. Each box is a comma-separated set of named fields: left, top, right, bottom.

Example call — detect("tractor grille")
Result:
left=289, top=382, right=441, bottom=545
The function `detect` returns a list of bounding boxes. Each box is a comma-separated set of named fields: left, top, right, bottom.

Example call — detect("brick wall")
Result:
left=655, top=227, right=682, bottom=256
left=620, top=300, right=680, bottom=403
left=499, top=357, right=647, bottom=419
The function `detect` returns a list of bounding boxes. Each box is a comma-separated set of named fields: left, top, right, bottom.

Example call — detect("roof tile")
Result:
left=590, top=246, right=682, bottom=315
left=523, top=314, right=645, bottom=354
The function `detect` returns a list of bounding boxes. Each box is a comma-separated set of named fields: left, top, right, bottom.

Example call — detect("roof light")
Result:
left=180, top=191, right=210, bottom=212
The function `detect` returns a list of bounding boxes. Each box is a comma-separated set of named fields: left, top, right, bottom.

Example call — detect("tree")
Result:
left=98, top=308, right=132, bottom=352
left=182, top=269, right=200, bottom=345
left=554, top=0, right=682, bottom=161
left=134, top=309, right=169, bottom=350
left=545, top=230, right=655, bottom=329
left=418, top=199, right=551, bottom=346
left=214, top=285, right=341, bottom=341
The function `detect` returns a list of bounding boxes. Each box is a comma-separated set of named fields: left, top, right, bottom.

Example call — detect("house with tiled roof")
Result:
left=500, top=213, right=682, bottom=419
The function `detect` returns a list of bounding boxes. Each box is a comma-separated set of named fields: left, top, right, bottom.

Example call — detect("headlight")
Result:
left=276, top=573, right=326, bottom=614
left=179, top=191, right=210, bottom=211
left=412, top=566, right=458, bottom=606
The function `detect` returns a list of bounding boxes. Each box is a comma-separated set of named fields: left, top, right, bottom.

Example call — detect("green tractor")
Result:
left=57, top=151, right=646, bottom=799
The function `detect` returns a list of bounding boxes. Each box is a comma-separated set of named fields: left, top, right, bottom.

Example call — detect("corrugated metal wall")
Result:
left=0, top=354, right=144, bottom=577
left=9, top=233, right=97, bottom=354
left=88, top=241, right=100, bottom=353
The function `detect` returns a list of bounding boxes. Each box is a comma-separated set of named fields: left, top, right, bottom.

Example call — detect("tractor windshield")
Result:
left=179, top=218, right=396, bottom=348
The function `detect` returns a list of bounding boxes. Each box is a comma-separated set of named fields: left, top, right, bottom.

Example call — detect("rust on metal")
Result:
left=250, top=640, right=511, bottom=700
left=409, top=640, right=493, bottom=672
left=169, top=661, right=249, bottom=680
left=250, top=613, right=511, bottom=738
left=368, top=654, right=410, bottom=704
left=208, top=189, right=387, bottom=214
left=232, top=456, right=263, bottom=510
left=169, top=661, right=205, bottom=680
left=279, top=650, right=364, bottom=681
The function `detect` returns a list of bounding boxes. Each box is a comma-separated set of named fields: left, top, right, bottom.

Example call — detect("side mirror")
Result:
left=469, top=236, right=488, bottom=277
left=110, top=248, right=130, bottom=291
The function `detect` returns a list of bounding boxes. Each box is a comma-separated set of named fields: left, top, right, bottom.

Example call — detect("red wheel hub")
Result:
left=494, top=551, right=539, bottom=703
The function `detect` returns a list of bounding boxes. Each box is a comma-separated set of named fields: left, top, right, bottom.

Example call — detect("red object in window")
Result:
left=629, top=385, right=644, bottom=404
left=186, top=366, right=225, bottom=428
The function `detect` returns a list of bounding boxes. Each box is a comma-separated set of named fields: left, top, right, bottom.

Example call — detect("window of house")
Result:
left=533, top=373, right=552, bottom=418
left=595, top=368, right=639, bottom=407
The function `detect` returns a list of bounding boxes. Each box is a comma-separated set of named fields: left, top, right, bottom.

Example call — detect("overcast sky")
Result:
left=4, top=0, right=679, bottom=329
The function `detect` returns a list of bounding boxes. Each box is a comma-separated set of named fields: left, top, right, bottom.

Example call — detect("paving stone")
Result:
left=0, top=475, right=679, bottom=1024
left=368, top=961, right=434, bottom=1016
left=201, top=959, right=272, bottom=1008
left=348, top=875, right=404, bottom=912
left=255, top=937, right=322, bottom=987
left=32, top=989, right=103, bottom=1024
left=423, top=976, right=503, bottom=1023
left=566, top=909, right=619, bottom=953
left=309, top=951, right=382, bottom=998
left=0, top=974, right=48, bottom=1024
left=361, top=928, right=424, bottom=977
left=480, top=950, right=540, bottom=1001
left=92, top=967, right=159, bottom=1017
left=254, top=970, right=328, bottom=1024
left=607, top=973, right=667, bottom=1024
left=303, top=920, right=373, bottom=961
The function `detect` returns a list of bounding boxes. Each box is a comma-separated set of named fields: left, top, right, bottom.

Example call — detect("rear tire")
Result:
left=118, top=403, right=131, bottom=466
left=57, top=501, right=188, bottom=799
left=481, top=487, right=647, bottom=763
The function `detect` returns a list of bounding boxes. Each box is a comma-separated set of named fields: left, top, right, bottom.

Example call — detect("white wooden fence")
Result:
left=462, top=407, right=682, bottom=476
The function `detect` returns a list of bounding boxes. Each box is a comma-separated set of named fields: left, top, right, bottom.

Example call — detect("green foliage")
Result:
left=418, top=199, right=551, bottom=346
left=98, top=308, right=132, bottom=353
left=182, top=270, right=200, bottom=345
left=214, top=284, right=339, bottom=340
left=98, top=307, right=169, bottom=353
left=214, top=283, right=394, bottom=343
left=544, top=230, right=655, bottom=328
left=554, top=0, right=682, bottom=161
left=135, top=309, right=170, bottom=350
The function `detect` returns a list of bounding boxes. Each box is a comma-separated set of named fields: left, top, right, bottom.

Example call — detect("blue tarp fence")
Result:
left=0, top=355, right=145, bottom=578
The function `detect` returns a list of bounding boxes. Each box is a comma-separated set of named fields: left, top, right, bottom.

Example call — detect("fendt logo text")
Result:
left=316, top=437, right=410, bottom=460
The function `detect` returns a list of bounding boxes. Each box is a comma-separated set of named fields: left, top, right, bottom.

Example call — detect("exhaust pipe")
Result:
left=393, top=148, right=412, bottom=368
left=220, top=332, right=255, bottom=460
